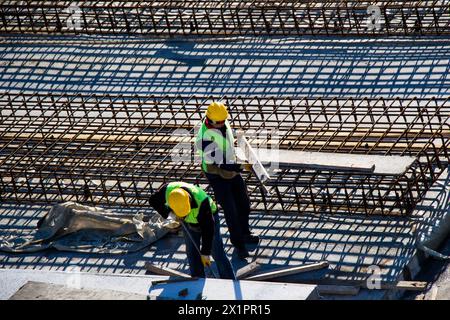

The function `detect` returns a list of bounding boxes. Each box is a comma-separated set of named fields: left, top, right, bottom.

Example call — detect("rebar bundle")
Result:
left=1, top=93, right=448, bottom=215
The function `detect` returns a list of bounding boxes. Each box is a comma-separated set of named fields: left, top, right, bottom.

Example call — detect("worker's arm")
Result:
left=197, top=200, right=215, bottom=255
left=148, top=185, right=171, bottom=219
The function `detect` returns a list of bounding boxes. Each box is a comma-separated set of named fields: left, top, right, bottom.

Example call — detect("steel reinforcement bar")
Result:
left=0, top=93, right=449, bottom=215
left=1, top=1, right=449, bottom=36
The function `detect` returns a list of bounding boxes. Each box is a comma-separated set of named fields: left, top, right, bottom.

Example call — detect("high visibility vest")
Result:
left=165, top=181, right=217, bottom=224
left=196, top=120, right=236, bottom=173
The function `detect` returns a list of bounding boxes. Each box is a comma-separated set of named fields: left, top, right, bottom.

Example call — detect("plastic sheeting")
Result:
left=0, top=202, right=179, bottom=254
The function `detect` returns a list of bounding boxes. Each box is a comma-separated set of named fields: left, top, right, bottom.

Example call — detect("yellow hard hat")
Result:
left=168, top=188, right=191, bottom=218
left=206, top=101, right=229, bottom=122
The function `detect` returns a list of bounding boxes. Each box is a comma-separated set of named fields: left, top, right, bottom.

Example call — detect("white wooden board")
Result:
left=237, top=147, right=416, bottom=175
left=149, top=278, right=317, bottom=300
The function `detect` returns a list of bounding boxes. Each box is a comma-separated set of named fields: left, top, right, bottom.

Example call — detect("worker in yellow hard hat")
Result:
left=149, top=181, right=236, bottom=279
left=195, top=101, right=259, bottom=260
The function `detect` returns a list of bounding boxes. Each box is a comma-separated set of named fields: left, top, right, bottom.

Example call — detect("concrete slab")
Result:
left=0, top=268, right=162, bottom=300
left=9, top=281, right=147, bottom=300
left=239, top=148, right=416, bottom=175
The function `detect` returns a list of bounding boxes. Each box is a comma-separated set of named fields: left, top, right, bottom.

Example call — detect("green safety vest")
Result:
left=165, top=181, right=217, bottom=224
left=195, top=120, right=235, bottom=173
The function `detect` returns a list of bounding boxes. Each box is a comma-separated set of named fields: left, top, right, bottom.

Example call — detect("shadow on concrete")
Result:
left=0, top=168, right=448, bottom=286
left=0, top=36, right=449, bottom=98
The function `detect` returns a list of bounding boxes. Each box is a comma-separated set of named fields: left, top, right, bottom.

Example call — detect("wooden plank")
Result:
left=149, top=278, right=317, bottom=300
left=241, top=148, right=417, bottom=175
left=317, top=285, right=360, bottom=296
left=144, top=262, right=191, bottom=278
left=236, top=261, right=261, bottom=280
left=244, top=261, right=329, bottom=281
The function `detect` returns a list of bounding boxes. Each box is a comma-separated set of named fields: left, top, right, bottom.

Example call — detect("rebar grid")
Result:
left=0, top=93, right=449, bottom=215
left=1, top=1, right=449, bottom=36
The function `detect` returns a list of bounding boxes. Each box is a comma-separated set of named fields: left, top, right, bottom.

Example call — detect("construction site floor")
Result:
left=1, top=35, right=449, bottom=98
left=1, top=168, right=448, bottom=300
left=1, top=34, right=449, bottom=299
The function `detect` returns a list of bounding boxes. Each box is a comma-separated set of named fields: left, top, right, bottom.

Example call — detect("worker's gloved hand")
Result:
left=201, top=255, right=212, bottom=267
left=241, top=163, right=253, bottom=172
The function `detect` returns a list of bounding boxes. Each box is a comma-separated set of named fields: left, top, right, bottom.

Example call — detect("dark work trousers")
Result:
left=182, top=216, right=236, bottom=280
left=205, top=173, right=251, bottom=249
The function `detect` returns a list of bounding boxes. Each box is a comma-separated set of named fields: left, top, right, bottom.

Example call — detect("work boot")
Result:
left=235, top=246, right=250, bottom=259
left=244, top=234, right=260, bottom=244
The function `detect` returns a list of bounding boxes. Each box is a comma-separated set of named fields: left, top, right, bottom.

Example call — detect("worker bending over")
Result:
left=149, top=181, right=236, bottom=279
left=196, top=102, right=259, bottom=260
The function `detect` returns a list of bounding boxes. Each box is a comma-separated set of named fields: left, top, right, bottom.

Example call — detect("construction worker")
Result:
left=196, top=101, right=259, bottom=260
left=149, top=181, right=236, bottom=280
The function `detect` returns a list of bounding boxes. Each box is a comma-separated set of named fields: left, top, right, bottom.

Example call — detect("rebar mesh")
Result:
left=1, top=93, right=448, bottom=216
left=1, top=1, right=449, bottom=36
